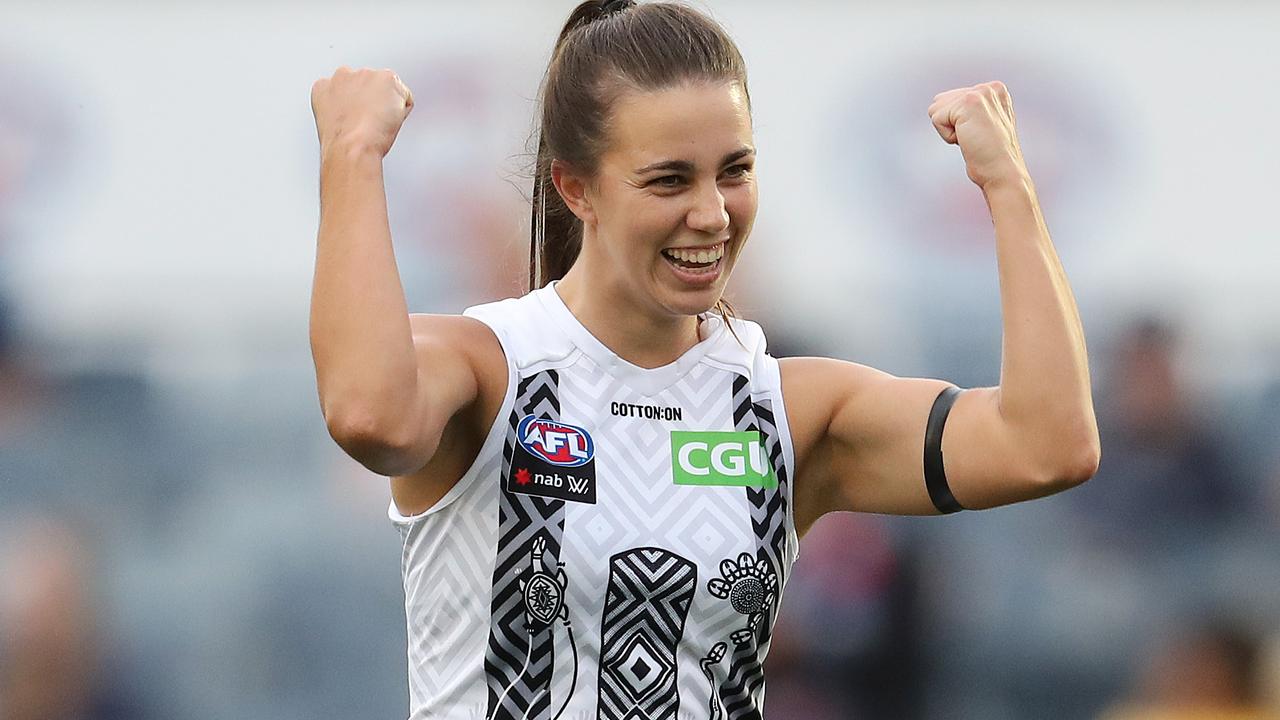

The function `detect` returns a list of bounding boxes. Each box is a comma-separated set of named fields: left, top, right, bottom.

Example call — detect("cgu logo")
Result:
left=517, top=415, right=595, bottom=467
left=671, top=431, right=777, bottom=488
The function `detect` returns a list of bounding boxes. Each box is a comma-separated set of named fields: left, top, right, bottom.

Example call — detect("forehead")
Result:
left=602, top=81, right=753, bottom=168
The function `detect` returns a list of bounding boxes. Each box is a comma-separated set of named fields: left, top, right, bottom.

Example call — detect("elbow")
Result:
left=1039, top=436, right=1101, bottom=493
left=323, top=404, right=428, bottom=477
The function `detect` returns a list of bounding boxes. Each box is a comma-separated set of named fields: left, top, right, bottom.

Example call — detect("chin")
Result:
left=658, top=285, right=725, bottom=318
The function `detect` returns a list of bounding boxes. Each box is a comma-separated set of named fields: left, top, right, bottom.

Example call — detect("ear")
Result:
left=550, top=159, right=596, bottom=226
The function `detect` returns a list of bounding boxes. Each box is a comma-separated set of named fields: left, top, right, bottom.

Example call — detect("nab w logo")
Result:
left=508, top=415, right=598, bottom=504
left=566, top=475, right=590, bottom=494
left=670, top=431, right=777, bottom=488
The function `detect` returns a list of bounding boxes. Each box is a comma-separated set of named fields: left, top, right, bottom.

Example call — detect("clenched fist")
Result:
left=927, top=81, right=1028, bottom=191
left=311, top=67, right=414, bottom=159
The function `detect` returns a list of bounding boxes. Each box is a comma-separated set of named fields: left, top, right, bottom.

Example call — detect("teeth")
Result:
left=664, top=243, right=725, bottom=264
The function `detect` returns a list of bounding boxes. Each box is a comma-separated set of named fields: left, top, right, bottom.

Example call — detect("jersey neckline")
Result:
left=536, top=281, right=727, bottom=396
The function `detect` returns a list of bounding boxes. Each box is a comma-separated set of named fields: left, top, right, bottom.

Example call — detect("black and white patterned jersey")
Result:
left=390, top=283, right=799, bottom=720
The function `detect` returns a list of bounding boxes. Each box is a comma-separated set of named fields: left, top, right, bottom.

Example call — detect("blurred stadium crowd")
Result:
left=3, top=2, right=1279, bottom=719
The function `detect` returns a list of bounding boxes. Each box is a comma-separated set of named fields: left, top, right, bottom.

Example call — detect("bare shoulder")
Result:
left=777, top=357, right=884, bottom=532
left=406, top=312, right=510, bottom=427
left=779, top=357, right=952, bottom=528
left=410, top=312, right=501, bottom=352
left=779, top=357, right=894, bottom=450
left=409, top=313, right=508, bottom=385
left=390, top=313, right=509, bottom=516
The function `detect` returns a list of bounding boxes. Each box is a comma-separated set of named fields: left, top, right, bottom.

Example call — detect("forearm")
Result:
left=985, top=173, right=1099, bottom=475
left=310, top=141, right=418, bottom=435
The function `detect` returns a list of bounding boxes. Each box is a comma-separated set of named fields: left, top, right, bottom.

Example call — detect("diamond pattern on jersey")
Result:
left=597, top=547, right=697, bottom=720
left=401, top=450, right=500, bottom=717
left=553, top=358, right=750, bottom=718
left=664, top=495, right=744, bottom=568
left=712, top=374, right=792, bottom=720
left=560, top=361, right=737, bottom=616
left=485, top=370, right=568, bottom=720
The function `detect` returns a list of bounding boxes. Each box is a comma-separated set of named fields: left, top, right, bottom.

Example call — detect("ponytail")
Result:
left=529, top=0, right=637, bottom=291
left=528, top=134, right=581, bottom=291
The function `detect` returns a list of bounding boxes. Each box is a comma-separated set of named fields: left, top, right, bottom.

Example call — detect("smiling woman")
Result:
left=307, top=1, right=1099, bottom=719
left=552, top=80, right=757, bottom=336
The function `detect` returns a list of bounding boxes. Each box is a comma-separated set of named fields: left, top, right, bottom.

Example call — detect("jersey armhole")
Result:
left=388, top=314, right=518, bottom=526
left=762, top=353, right=801, bottom=565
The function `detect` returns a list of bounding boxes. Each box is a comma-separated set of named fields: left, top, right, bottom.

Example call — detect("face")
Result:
left=564, top=80, right=758, bottom=318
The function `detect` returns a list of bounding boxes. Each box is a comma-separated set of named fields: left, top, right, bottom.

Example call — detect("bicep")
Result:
left=783, top=357, right=1049, bottom=518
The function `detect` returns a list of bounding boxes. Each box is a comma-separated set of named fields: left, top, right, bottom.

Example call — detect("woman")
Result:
left=308, top=2, right=1100, bottom=718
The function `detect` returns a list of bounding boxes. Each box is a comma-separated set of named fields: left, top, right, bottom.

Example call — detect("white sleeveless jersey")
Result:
left=390, top=283, right=799, bottom=720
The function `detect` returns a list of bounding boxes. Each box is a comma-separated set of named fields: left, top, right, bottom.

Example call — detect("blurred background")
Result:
left=2, top=1, right=1278, bottom=718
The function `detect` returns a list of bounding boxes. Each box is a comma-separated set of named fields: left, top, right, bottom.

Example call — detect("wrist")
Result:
left=320, top=136, right=386, bottom=167
left=980, top=170, right=1035, bottom=198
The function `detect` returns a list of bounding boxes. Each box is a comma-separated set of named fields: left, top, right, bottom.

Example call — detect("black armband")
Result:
left=924, top=385, right=965, bottom=514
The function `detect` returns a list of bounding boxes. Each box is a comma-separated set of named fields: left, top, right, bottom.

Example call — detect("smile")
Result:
left=661, top=242, right=725, bottom=270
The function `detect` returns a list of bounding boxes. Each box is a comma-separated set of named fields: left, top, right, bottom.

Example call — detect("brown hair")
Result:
left=529, top=1, right=750, bottom=319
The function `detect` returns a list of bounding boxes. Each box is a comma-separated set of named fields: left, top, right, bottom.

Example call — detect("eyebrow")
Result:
left=633, top=146, right=756, bottom=175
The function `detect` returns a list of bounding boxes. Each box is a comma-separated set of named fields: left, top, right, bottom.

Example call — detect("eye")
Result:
left=650, top=175, right=686, bottom=189
left=722, top=163, right=753, bottom=180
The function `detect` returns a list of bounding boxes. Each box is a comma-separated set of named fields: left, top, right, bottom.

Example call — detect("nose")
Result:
left=686, top=182, right=730, bottom=235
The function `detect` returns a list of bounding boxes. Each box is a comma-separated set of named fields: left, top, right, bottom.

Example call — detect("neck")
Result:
left=553, top=267, right=702, bottom=369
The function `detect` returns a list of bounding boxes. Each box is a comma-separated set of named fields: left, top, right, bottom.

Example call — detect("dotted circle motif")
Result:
left=729, top=577, right=765, bottom=614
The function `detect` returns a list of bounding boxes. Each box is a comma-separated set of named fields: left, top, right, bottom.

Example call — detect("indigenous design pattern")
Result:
left=485, top=371, right=569, bottom=720
left=596, top=547, right=697, bottom=720
left=707, top=374, right=792, bottom=720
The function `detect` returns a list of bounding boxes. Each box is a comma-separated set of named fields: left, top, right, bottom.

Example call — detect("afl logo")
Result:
left=516, top=415, right=595, bottom=467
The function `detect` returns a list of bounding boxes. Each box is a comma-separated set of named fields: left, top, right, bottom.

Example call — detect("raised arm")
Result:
left=785, top=82, right=1099, bottom=528
left=309, top=67, right=500, bottom=478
